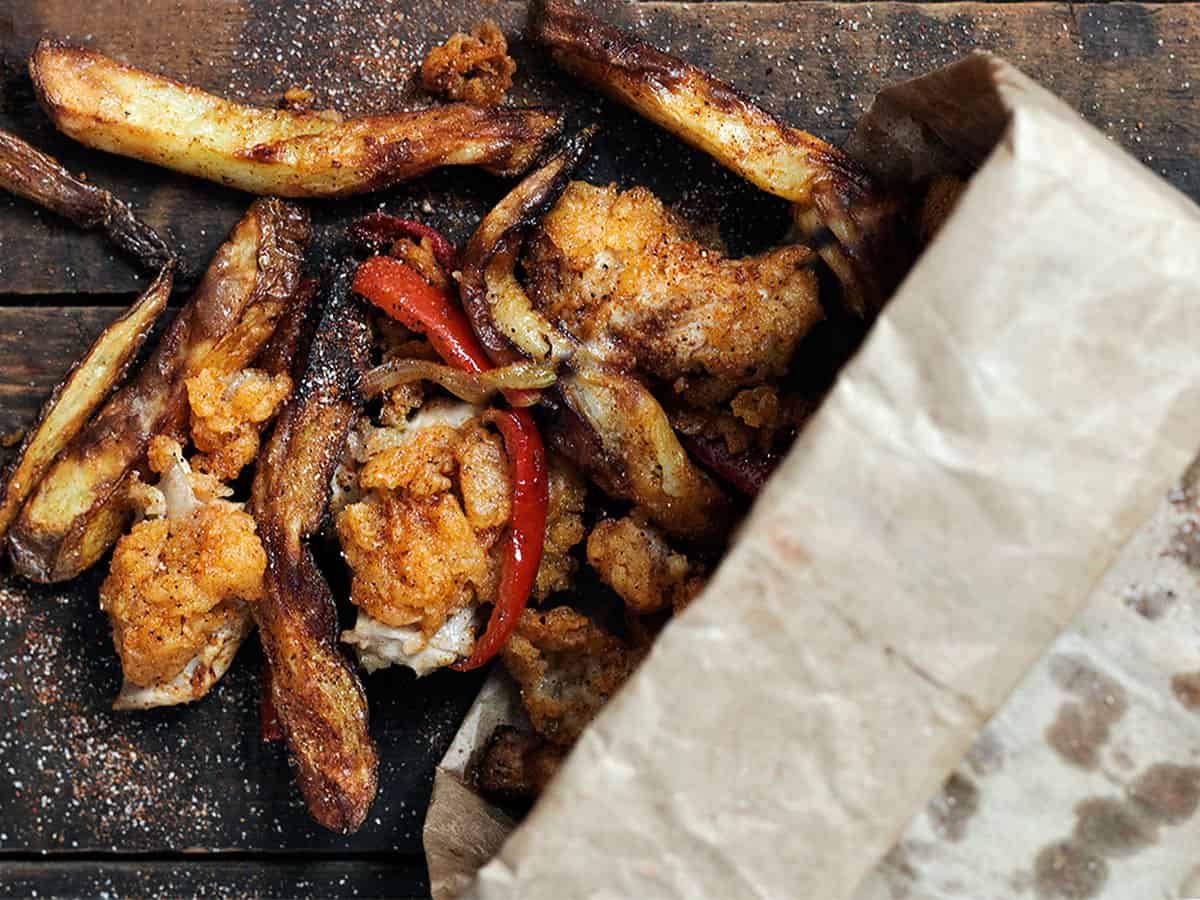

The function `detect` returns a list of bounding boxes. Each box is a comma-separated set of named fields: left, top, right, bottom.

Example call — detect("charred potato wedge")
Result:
left=461, top=129, right=730, bottom=542
left=9, top=199, right=309, bottom=583
left=0, top=264, right=174, bottom=541
left=461, top=125, right=596, bottom=366
left=0, top=129, right=173, bottom=269
left=533, top=0, right=908, bottom=315
left=31, top=41, right=563, bottom=198
left=251, top=261, right=378, bottom=834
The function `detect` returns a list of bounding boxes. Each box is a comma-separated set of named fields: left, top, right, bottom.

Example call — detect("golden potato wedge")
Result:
left=8, top=198, right=309, bottom=583
left=30, top=41, right=563, bottom=198
left=0, top=264, right=173, bottom=542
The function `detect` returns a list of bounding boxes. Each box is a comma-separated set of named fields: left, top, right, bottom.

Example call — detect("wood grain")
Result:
left=0, top=858, right=428, bottom=900
left=1, top=2, right=1198, bottom=293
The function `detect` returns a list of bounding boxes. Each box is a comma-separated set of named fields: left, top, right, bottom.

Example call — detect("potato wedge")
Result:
left=533, top=0, right=908, bottom=316
left=8, top=198, right=309, bottom=583
left=31, top=41, right=563, bottom=198
left=251, top=261, right=378, bottom=834
left=0, top=264, right=173, bottom=541
left=0, top=129, right=173, bottom=269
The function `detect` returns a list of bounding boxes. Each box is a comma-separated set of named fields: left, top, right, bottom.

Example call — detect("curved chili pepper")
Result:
left=354, top=255, right=491, bottom=373
left=350, top=213, right=461, bottom=273
left=352, top=255, right=549, bottom=669
left=683, top=433, right=779, bottom=498
left=452, top=408, right=548, bottom=670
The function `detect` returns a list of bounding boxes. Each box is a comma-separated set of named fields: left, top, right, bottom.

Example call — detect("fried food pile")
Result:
left=0, top=4, right=944, bottom=832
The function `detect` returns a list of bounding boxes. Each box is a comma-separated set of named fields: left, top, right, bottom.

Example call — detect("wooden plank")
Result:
left=0, top=858, right=428, bottom=899
left=0, top=572, right=486, bottom=854
left=1, top=2, right=1198, bottom=294
left=0, top=306, right=125, bottom=435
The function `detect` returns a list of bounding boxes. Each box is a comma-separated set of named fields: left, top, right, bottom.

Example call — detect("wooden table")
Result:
left=1, top=1, right=1197, bottom=897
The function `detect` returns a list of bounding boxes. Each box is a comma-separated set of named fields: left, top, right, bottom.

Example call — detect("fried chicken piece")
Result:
left=390, top=236, right=453, bottom=292
left=101, top=438, right=264, bottom=690
left=421, top=20, right=517, bottom=107
left=186, top=366, right=292, bottom=481
left=338, top=492, right=496, bottom=633
left=477, top=725, right=568, bottom=803
left=537, top=458, right=587, bottom=599
left=338, top=402, right=587, bottom=673
left=587, top=514, right=704, bottom=615
left=501, top=606, right=644, bottom=746
left=526, top=181, right=823, bottom=403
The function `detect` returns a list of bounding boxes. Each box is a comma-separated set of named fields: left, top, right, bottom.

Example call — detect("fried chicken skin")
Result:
left=338, top=401, right=586, bottom=675
left=587, top=514, right=704, bottom=615
left=100, top=438, right=265, bottom=705
left=186, top=366, right=293, bottom=481
left=501, top=606, right=644, bottom=746
left=526, top=181, right=822, bottom=402
left=477, top=725, right=567, bottom=803
left=421, top=20, right=517, bottom=107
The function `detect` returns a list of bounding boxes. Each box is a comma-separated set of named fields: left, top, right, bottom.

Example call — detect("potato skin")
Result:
left=8, top=199, right=308, bottom=583
left=31, top=41, right=562, bottom=197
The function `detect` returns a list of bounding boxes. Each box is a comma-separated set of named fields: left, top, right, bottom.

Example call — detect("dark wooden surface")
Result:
left=2, top=1, right=1198, bottom=898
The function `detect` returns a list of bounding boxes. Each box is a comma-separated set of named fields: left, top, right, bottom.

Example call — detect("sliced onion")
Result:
left=362, top=357, right=557, bottom=404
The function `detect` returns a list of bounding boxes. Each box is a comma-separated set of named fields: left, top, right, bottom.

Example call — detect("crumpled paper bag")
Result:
left=425, top=53, right=1200, bottom=899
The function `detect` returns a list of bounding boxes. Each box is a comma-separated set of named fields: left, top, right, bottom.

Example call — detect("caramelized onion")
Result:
left=362, top=358, right=556, bottom=404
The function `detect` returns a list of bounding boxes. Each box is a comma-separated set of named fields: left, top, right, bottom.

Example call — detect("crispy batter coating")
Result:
left=587, top=514, right=703, bottom=614
left=501, top=606, right=644, bottom=746
left=526, top=181, right=822, bottom=402
left=338, top=492, right=494, bottom=632
left=538, top=458, right=587, bottom=599
left=391, top=237, right=453, bottom=292
left=337, top=408, right=586, bottom=638
left=186, top=366, right=292, bottom=481
left=477, top=725, right=567, bottom=802
left=421, top=20, right=517, bottom=107
left=100, top=499, right=265, bottom=688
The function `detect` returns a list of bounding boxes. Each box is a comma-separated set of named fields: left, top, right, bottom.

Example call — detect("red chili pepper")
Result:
left=350, top=213, right=461, bottom=273
left=352, top=255, right=549, bottom=669
left=354, top=256, right=492, bottom=374
left=452, top=408, right=548, bottom=671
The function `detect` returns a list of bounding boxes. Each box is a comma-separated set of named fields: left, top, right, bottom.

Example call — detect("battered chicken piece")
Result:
left=501, top=605, right=644, bottom=746
left=587, top=514, right=704, bottom=615
left=100, top=437, right=266, bottom=706
left=525, top=181, right=823, bottom=402
left=185, top=366, right=292, bottom=481
left=477, top=726, right=568, bottom=803
left=421, top=20, right=517, bottom=107
left=338, top=401, right=587, bottom=674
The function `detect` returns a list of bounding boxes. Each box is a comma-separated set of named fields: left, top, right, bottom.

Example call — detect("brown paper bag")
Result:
left=425, top=53, right=1200, bottom=899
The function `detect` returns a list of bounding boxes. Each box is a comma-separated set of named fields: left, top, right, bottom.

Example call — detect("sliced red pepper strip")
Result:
left=350, top=213, right=461, bottom=273
left=352, top=255, right=549, bottom=668
left=683, top=434, right=779, bottom=498
left=354, top=255, right=492, bottom=374
left=452, top=408, right=548, bottom=671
